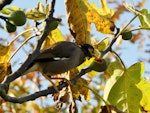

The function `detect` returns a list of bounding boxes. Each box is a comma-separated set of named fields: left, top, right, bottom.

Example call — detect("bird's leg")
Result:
left=43, top=74, right=59, bottom=93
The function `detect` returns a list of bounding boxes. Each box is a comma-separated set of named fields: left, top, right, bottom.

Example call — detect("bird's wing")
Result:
left=34, top=48, right=56, bottom=62
left=34, top=41, right=78, bottom=62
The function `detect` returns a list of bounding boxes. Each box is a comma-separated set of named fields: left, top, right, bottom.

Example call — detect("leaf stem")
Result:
left=115, top=15, right=138, bottom=38
left=111, top=50, right=126, bottom=70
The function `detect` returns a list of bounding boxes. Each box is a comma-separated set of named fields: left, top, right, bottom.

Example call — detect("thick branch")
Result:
left=0, top=0, right=13, bottom=10
left=0, top=68, right=91, bottom=103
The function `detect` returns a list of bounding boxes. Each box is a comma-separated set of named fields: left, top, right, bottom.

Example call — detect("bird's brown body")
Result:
left=24, top=41, right=94, bottom=75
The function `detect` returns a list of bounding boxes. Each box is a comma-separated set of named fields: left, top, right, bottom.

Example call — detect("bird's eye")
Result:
left=88, top=48, right=94, bottom=56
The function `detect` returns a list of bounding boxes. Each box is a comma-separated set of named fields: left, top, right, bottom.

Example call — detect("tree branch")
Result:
left=0, top=68, right=91, bottom=103
left=0, top=0, right=13, bottom=10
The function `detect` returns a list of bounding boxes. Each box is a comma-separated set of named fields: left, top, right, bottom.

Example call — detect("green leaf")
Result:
left=138, top=9, right=150, bottom=28
left=104, top=62, right=145, bottom=113
left=26, top=2, right=49, bottom=20
left=124, top=3, right=150, bottom=29
left=137, top=78, right=150, bottom=111
left=95, top=38, right=110, bottom=51
left=104, top=61, right=124, bottom=101
left=0, top=6, right=22, bottom=15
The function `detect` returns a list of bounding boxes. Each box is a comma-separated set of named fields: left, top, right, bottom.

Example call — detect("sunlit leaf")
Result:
left=138, top=9, right=150, bottom=28
left=0, top=6, right=21, bottom=15
left=137, top=78, right=150, bottom=111
left=104, top=62, right=144, bottom=113
left=94, top=38, right=110, bottom=51
left=124, top=3, right=150, bottom=29
left=42, top=28, right=65, bottom=49
left=26, top=2, right=49, bottom=20
left=90, top=0, right=114, bottom=18
left=66, top=0, right=115, bottom=44
left=87, top=0, right=115, bottom=34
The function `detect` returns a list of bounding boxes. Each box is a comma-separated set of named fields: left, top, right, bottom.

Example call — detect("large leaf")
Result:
left=124, top=3, right=150, bottom=29
left=104, top=62, right=144, bottom=113
left=87, top=0, right=115, bottom=34
left=65, top=0, right=91, bottom=44
left=138, top=9, right=150, bottom=28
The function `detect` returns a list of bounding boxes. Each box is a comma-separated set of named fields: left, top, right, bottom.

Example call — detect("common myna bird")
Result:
left=24, top=41, right=94, bottom=75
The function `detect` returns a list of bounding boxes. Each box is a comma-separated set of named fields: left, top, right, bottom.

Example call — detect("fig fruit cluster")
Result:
left=4, top=10, right=26, bottom=33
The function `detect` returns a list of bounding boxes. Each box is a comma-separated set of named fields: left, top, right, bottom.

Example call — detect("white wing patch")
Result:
left=53, top=57, right=70, bottom=61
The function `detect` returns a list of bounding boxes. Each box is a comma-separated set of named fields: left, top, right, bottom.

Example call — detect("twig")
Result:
left=0, top=15, right=8, bottom=21
left=111, top=50, right=126, bottom=69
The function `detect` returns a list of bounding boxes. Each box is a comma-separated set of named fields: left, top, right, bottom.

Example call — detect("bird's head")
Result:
left=80, top=44, right=94, bottom=59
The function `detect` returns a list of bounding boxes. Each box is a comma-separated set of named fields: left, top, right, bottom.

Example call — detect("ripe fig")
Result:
left=8, top=10, right=26, bottom=26
left=121, top=30, right=132, bottom=40
left=88, top=58, right=107, bottom=72
left=4, top=21, right=16, bottom=33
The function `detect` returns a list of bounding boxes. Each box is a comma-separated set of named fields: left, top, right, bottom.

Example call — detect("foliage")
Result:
left=0, top=0, right=150, bottom=113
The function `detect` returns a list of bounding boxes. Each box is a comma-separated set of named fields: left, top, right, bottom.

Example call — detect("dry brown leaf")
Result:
left=65, top=0, right=91, bottom=44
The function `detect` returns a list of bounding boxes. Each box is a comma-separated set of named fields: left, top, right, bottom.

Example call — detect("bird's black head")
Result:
left=80, top=44, right=94, bottom=58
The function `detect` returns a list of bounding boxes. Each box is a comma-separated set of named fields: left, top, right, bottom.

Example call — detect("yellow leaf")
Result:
left=91, top=0, right=114, bottom=18
left=66, top=0, right=115, bottom=44
left=77, top=57, right=94, bottom=70
left=26, top=9, right=46, bottom=20
left=71, top=78, right=90, bottom=101
left=94, top=38, right=110, bottom=51
left=0, top=47, right=12, bottom=83
left=0, top=63, right=11, bottom=83
left=87, top=0, right=115, bottom=34
left=26, top=2, right=48, bottom=20
left=87, top=6, right=115, bottom=34
left=65, top=0, right=91, bottom=44
left=0, top=45, right=9, bottom=56
left=42, top=28, right=65, bottom=49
